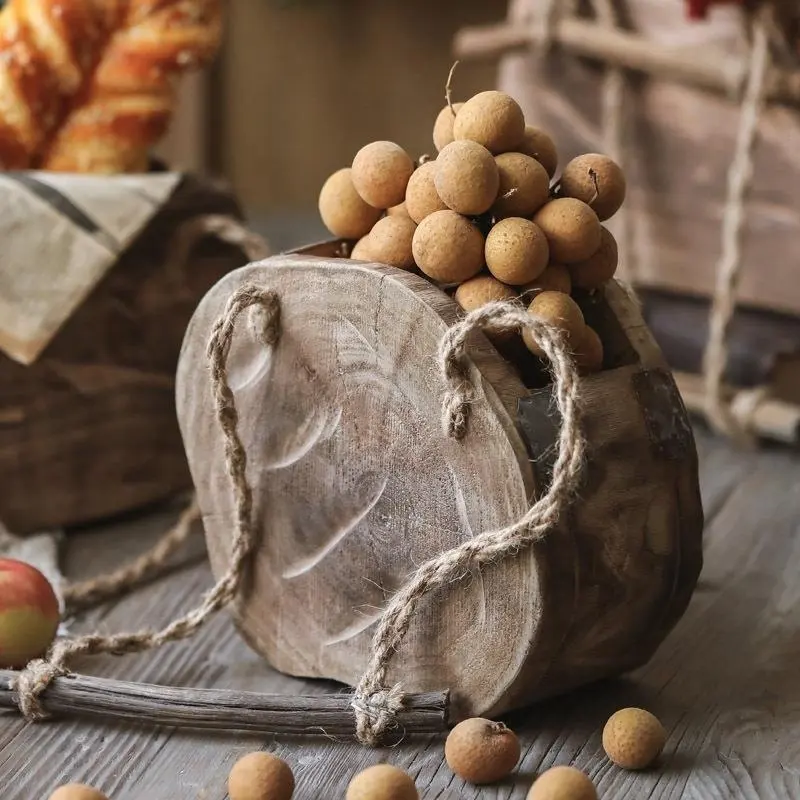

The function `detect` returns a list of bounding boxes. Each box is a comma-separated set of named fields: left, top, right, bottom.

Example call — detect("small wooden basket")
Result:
left=176, top=241, right=704, bottom=721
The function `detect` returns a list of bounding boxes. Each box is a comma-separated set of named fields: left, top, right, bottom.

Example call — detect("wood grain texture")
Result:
left=0, top=175, right=252, bottom=534
left=497, top=0, right=800, bottom=318
left=0, top=671, right=449, bottom=736
left=1, top=427, right=797, bottom=799
left=174, top=250, right=702, bottom=722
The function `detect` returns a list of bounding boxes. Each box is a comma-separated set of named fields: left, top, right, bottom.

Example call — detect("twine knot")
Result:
left=12, top=657, right=69, bottom=720
left=352, top=684, right=406, bottom=746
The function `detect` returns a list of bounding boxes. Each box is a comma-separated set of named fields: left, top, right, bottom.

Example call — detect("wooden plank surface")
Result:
left=1, top=427, right=799, bottom=799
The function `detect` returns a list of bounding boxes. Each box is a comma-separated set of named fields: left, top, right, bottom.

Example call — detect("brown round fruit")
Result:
left=435, top=140, right=499, bottom=216
left=445, top=717, right=521, bottom=785
left=454, top=274, right=518, bottom=313
left=521, top=264, right=572, bottom=299
left=574, top=326, right=604, bottom=374
left=569, top=226, right=618, bottom=289
left=352, top=141, right=415, bottom=209
left=559, top=153, right=626, bottom=221
left=602, top=707, right=667, bottom=770
left=527, top=766, right=597, bottom=800
left=523, top=290, right=586, bottom=357
left=350, top=236, right=374, bottom=261
left=346, top=764, right=418, bottom=800
left=387, top=202, right=410, bottom=217
left=405, top=161, right=447, bottom=223
left=533, top=198, right=602, bottom=264
left=48, top=786, right=108, bottom=800
left=485, top=218, right=549, bottom=286
left=493, top=153, right=550, bottom=218
left=319, top=167, right=382, bottom=239
left=412, top=210, right=484, bottom=284
left=365, top=215, right=417, bottom=270
left=433, top=102, right=465, bottom=152
left=228, top=752, right=295, bottom=800
left=517, top=125, right=558, bottom=178
left=453, top=91, right=526, bottom=154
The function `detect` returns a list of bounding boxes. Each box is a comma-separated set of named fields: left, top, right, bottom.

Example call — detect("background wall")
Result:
left=216, top=0, right=507, bottom=225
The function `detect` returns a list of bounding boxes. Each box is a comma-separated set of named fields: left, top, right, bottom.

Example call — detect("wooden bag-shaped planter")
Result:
left=176, top=242, right=704, bottom=720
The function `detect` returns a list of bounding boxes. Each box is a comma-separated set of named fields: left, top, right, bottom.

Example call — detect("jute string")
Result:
left=701, top=9, right=772, bottom=444
left=13, top=291, right=585, bottom=746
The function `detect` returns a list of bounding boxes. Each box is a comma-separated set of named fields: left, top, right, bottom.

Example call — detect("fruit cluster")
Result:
left=318, top=85, right=627, bottom=376
left=48, top=707, right=666, bottom=799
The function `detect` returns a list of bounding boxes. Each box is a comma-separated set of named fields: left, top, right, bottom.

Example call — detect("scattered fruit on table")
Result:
left=0, top=557, right=60, bottom=669
left=527, top=765, right=597, bottom=800
left=228, top=751, right=295, bottom=800
left=346, top=764, right=418, bottom=800
left=48, top=785, right=108, bottom=800
left=316, top=75, right=630, bottom=378
left=603, top=707, right=667, bottom=770
left=445, top=717, right=521, bottom=785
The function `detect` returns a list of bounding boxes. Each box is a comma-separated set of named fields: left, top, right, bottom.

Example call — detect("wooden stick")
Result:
left=453, top=18, right=800, bottom=107
left=674, top=371, right=800, bottom=446
left=0, top=670, right=450, bottom=737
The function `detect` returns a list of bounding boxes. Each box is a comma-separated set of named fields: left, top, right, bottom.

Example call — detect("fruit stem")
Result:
left=446, top=61, right=460, bottom=117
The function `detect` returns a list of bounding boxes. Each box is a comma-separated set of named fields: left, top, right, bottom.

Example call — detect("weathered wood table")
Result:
left=1, top=426, right=798, bottom=799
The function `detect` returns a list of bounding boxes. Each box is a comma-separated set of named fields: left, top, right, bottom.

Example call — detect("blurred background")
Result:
left=159, top=0, right=504, bottom=250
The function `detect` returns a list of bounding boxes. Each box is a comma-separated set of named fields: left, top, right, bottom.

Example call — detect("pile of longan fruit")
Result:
left=318, top=85, right=627, bottom=380
left=47, top=706, right=666, bottom=799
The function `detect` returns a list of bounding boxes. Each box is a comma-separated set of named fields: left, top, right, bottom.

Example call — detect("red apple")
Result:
left=0, top=558, right=60, bottom=668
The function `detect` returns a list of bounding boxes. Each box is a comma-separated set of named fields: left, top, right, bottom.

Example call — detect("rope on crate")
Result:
left=701, top=8, right=773, bottom=444
left=12, top=290, right=586, bottom=747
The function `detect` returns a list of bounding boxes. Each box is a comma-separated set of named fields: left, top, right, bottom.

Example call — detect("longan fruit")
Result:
left=352, top=141, right=415, bottom=209
left=559, top=153, right=626, bottom=221
left=521, top=264, right=572, bottom=298
left=454, top=274, right=518, bottom=312
left=527, top=766, right=597, bottom=800
left=493, top=152, right=550, bottom=218
left=319, top=167, right=382, bottom=239
left=445, top=717, right=521, bottom=785
left=485, top=218, right=549, bottom=286
left=602, top=707, right=667, bottom=770
left=412, top=210, right=484, bottom=284
left=228, top=752, right=295, bottom=800
left=574, top=325, right=604, bottom=374
left=433, top=102, right=465, bottom=151
left=346, top=764, right=418, bottom=800
left=533, top=198, right=602, bottom=264
left=523, top=290, right=586, bottom=357
left=435, top=140, right=500, bottom=216
left=48, top=786, right=108, bottom=800
left=517, top=125, right=559, bottom=178
left=405, top=161, right=447, bottom=223
left=387, top=202, right=410, bottom=217
left=350, top=236, right=373, bottom=261
left=569, top=226, right=618, bottom=289
left=365, top=215, right=417, bottom=270
left=453, top=91, right=526, bottom=154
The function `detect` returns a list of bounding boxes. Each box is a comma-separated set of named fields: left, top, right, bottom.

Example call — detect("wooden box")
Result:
left=175, top=242, right=704, bottom=720
left=0, top=174, right=255, bottom=534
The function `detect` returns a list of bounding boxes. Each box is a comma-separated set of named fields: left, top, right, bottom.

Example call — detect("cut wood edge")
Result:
left=0, top=670, right=450, bottom=737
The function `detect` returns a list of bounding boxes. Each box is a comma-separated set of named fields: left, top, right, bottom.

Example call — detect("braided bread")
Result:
left=0, top=0, right=222, bottom=173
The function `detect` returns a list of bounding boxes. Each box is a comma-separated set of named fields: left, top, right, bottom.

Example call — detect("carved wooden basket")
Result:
left=176, top=241, right=704, bottom=721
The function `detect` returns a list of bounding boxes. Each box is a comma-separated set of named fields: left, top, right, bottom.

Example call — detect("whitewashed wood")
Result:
left=175, top=251, right=703, bottom=723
